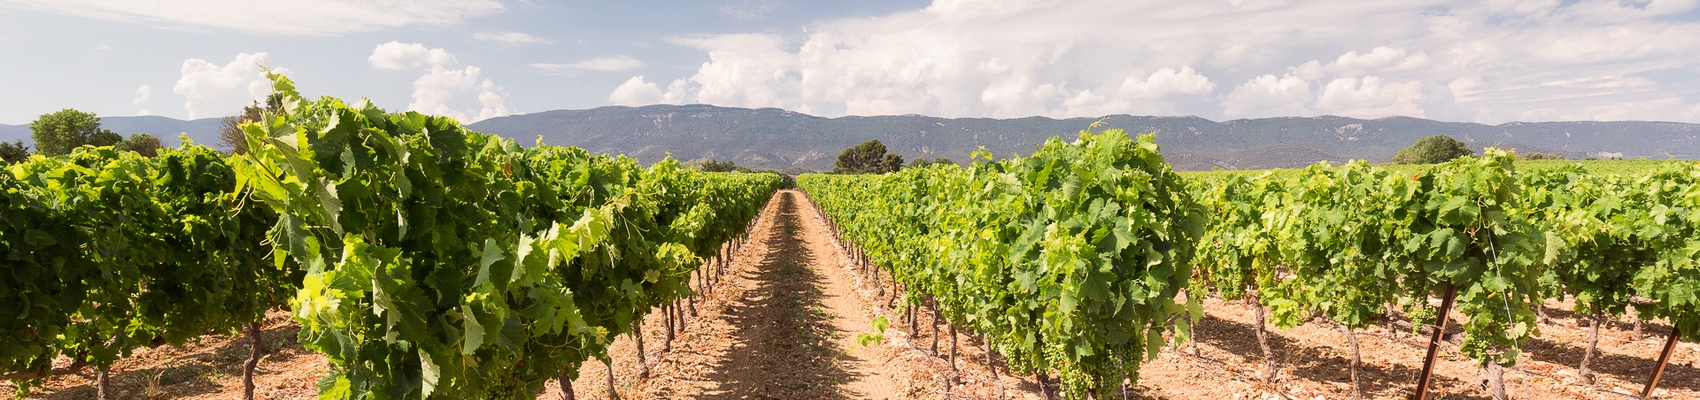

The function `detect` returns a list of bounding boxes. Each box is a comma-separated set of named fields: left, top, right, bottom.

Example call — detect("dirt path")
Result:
left=543, top=189, right=969, bottom=399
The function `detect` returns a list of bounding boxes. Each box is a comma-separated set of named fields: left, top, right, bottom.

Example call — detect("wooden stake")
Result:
left=1412, top=283, right=1458, bottom=400
left=1642, top=326, right=1682, bottom=398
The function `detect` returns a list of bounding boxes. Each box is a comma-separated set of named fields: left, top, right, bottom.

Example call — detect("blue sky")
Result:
left=2, top=0, right=1699, bottom=125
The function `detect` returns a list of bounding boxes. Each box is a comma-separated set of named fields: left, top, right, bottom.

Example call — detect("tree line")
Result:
left=2, top=96, right=279, bottom=164
left=827, top=134, right=1522, bottom=176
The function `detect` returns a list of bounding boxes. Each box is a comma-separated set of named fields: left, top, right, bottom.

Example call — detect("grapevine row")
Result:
left=1518, top=163, right=1700, bottom=389
left=1, top=73, right=782, bottom=399
left=804, top=133, right=1700, bottom=399
left=1188, top=153, right=1700, bottom=398
left=1192, top=153, right=1541, bottom=398
left=1, top=145, right=283, bottom=398
left=799, top=130, right=1205, bottom=399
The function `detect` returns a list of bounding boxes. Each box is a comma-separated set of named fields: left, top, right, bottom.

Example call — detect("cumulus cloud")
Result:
left=619, top=0, right=1700, bottom=123
left=670, top=33, right=800, bottom=110
left=1315, top=76, right=1428, bottom=118
left=408, top=65, right=509, bottom=122
left=608, top=77, right=662, bottom=106
left=1327, top=47, right=1431, bottom=74
left=1121, top=67, right=1216, bottom=98
left=366, top=42, right=510, bottom=122
left=1224, top=74, right=1313, bottom=118
left=473, top=32, right=550, bottom=45
left=133, top=85, right=151, bottom=115
left=608, top=76, right=689, bottom=106
left=172, top=52, right=277, bottom=119
left=2, top=0, right=503, bottom=35
left=1050, top=67, right=1216, bottom=117
left=369, top=41, right=455, bottom=70
left=531, top=55, right=646, bottom=72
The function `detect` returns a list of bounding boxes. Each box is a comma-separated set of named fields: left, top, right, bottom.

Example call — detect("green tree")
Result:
left=1391, top=135, right=1473, bottom=164
left=219, top=95, right=283, bottom=155
left=114, top=133, right=163, bottom=157
left=881, top=153, right=904, bottom=172
left=697, top=159, right=749, bottom=172
left=0, top=140, right=29, bottom=164
left=835, top=139, right=903, bottom=174
left=1518, top=152, right=1565, bottom=160
left=30, top=109, right=121, bottom=156
left=908, top=157, right=956, bottom=168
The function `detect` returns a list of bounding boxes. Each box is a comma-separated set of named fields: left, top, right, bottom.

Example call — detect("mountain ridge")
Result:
left=468, top=105, right=1700, bottom=171
left=5, top=106, right=1697, bottom=171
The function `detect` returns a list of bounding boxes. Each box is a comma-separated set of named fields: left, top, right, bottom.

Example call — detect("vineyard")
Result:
left=1, top=73, right=782, bottom=399
left=1, top=74, right=1698, bottom=400
left=798, top=130, right=1700, bottom=399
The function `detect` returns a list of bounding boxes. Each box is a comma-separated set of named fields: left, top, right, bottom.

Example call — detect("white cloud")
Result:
left=1315, top=76, right=1428, bottom=118
left=1120, top=67, right=1216, bottom=98
left=609, top=76, right=662, bottom=105
left=1224, top=74, right=1313, bottom=117
left=671, top=34, right=800, bottom=110
left=407, top=65, right=510, bottom=122
left=473, top=32, right=550, bottom=45
left=2, top=0, right=503, bottom=35
left=133, top=85, right=151, bottom=115
left=1330, top=47, right=1405, bottom=72
left=1053, top=67, right=1217, bottom=117
left=172, top=53, right=277, bottom=119
left=609, top=76, right=688, bottom=106
left=369, top=42, right=455, bottom=70
left=623, top=0, right=1700, bottom=123
left=92, top=44, right=110, bottom=51
left=1327, top=47, right=1431, bottom=74
left=531, top=55, right=646, bottom=72
left=624, top=2, right=1297, bottom=118
left=363, top=42, right=510, bottom=122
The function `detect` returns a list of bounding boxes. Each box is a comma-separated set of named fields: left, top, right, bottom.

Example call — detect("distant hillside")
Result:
left=0, top=116, right=224, bottom=149
left=6, top=107, right=1698, bottom=171
left=468, top=105, right=1700, bottom=171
